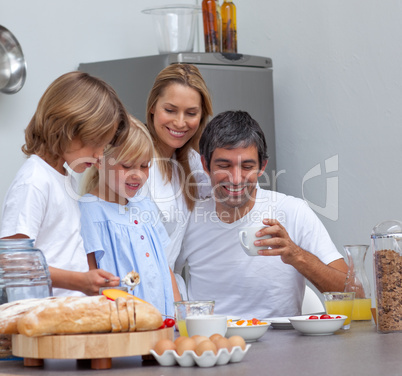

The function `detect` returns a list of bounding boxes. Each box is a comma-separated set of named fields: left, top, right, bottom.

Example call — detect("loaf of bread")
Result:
left=0, top=297, right=58, bottom=334
left=17, top=296, right=112, bottom=336
left=4, top=294, right=163, bottom=337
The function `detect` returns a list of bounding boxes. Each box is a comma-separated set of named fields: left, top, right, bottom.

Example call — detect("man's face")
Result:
left=202, top=145, right=267, bottom=214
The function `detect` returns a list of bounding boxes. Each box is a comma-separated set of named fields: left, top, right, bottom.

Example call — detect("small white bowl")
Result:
left=288, top=315, right=347, bottom=336
left=225, top=324, right=269, bottom=342
left=186, top=315, right=227, bottom=337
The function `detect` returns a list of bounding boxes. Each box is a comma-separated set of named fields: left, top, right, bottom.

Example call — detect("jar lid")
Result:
left=371, top=220, right=402, bottom=238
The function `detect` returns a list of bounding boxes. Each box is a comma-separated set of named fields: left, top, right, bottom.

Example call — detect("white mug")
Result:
left=238, top=226, right=271, bottom=256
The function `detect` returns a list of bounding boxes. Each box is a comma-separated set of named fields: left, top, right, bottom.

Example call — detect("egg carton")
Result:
left=150, top=344, right=251, bottom=368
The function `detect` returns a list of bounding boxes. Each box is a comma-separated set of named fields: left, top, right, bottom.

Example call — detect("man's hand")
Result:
left=253, top=218, right=348, bottom=293
left=254, top=218, right=302, bottom=265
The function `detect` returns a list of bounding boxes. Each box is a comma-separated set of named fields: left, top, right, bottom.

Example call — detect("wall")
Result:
left=1, top=0, right=402, bottom=278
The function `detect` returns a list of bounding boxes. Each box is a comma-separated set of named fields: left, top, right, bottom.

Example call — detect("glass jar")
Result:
left=371, top=220, right=402, bottom=333
left=0, top=238, right=52, bottom=303
left=343, top=245, right=372, bottom=320
left=221, top=0, right=237, bottom=53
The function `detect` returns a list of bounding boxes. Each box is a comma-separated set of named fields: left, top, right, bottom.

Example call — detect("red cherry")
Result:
left=320, top=314, right=333, bottom=319
left=164, top=318, right=176, bottom=328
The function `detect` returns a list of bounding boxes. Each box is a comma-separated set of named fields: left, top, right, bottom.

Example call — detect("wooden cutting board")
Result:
left=12, top=327, right=173, bottom=359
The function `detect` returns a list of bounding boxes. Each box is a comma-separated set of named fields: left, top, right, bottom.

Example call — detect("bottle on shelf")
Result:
left=221, top=0, right=237, bottom=53
left=202, top=0, right=221, bottom=52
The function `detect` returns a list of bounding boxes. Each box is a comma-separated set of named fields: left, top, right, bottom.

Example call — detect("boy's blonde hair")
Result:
left=146, top=64, right=213, bottom=211
left=22, top=71, right=129, bottom=165
left=82, top=115, right=154, bottom=195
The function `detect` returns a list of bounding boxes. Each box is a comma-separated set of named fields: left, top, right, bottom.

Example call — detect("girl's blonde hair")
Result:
left=82, top=115, right=154, bottom=195
left=146, top=64, right=213, bottom=211
left=22, top=71, right=129, bottom=166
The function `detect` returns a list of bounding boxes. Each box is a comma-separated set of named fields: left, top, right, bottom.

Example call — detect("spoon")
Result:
left=122, top=271, right=141, bottom=290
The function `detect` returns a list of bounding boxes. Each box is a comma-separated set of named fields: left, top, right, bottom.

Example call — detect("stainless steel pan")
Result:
left=0, top=25, right=27, bottom=94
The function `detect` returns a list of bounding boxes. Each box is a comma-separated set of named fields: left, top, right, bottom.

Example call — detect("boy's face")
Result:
left=63, top=138, right=107, bottom=173
left=98, top=151, right=150, bottom=204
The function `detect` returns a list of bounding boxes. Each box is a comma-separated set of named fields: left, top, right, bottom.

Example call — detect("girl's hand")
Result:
left=82, top=269, right=120, bottom=296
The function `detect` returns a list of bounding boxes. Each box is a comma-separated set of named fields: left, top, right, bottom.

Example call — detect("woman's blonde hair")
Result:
left=82, top=115, right=154, bottom=195
left=22, top=71, right=129, bottom=166
left=146, top=64, right=213, bottom=211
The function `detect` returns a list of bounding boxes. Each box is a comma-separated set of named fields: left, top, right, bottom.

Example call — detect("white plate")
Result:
left=263, top=317, right=294, bottom=330
left=150, top=344, right=251, bottom=367
left=288, top=315, right=347, bottom=336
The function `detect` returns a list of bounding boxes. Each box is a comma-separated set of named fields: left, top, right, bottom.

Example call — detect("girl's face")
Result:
left=99, top=152, right=150, bottom=205
left=151, top=83, right=202, bottom=157
left=62, top=138, right=108, bottom=174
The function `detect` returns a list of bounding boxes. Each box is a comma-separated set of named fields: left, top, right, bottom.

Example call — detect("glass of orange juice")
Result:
left=323, top=292, right=355, bottom=330
left=173, top=300, right=215, bottom=337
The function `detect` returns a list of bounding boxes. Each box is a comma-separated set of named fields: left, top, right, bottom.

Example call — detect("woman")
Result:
left=143, top=64, right=213, bottom=294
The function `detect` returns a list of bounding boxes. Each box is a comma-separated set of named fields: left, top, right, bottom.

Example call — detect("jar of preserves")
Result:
left=202, top=0, right=221, bottom=52
left=0, top=238, right=52, bottom=303
left=221, top=0, right=237, bottom=53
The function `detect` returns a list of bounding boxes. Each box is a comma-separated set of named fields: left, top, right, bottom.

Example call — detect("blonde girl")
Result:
left=79, top=116, right=176, bottom=316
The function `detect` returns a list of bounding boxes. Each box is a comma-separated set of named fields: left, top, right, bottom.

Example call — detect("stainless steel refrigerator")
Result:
left=79, top=53, right=276, bottom=188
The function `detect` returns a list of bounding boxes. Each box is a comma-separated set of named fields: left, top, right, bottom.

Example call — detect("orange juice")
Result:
left=325, top=300, right=354, bottom=326
left=351, top=298, right=372, bottom=320
left=177, top=320, right=188, bottom=337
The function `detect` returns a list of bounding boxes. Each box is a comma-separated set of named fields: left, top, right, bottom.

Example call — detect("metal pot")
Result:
left=0, top=25, right=27, bottom=94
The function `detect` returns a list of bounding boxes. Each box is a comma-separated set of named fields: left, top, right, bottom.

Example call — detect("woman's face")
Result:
left=151, top=83, right=202, bottom=157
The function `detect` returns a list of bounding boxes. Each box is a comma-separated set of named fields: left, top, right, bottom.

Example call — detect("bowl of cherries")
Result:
left=288, top=314, right=347, bottom=336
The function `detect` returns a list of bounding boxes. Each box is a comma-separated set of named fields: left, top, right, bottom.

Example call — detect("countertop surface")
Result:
left=1, top=321, right=399, bottom=376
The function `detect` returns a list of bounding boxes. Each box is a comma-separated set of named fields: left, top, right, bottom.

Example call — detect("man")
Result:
left=175, top=110, right=348, bottom=318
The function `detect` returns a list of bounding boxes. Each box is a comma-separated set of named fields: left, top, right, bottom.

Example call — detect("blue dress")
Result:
left=79, top=194, right=174, bottom=317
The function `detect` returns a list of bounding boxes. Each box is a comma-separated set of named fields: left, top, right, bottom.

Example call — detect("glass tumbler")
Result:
left=174, top=300, right=215, bottom=336
left=323, top=292, right=355, bottom=330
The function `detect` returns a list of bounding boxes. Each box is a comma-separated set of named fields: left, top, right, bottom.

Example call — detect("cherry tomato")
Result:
left=320, top=314, right=333, bottom=319
left=308, top=315, right=319, bottom=320
left=159, top=322, right=166, bottom=329
left=336, top=316, right=342, bottom=319
left=165, top=318, right=175, bottom=328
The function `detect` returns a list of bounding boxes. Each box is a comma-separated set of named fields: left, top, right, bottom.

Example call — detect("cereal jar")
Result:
left=371, top=220, right=402, bottom=333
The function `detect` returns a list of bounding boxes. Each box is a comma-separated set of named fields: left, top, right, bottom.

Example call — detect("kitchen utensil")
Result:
left=0, top=25, right=27, bottom=94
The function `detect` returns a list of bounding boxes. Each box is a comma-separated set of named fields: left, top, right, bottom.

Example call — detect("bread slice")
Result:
left=109, top=300, right=121, bottom=333
left=17, top=296, right=112, bottom=337
left=126, top=298, right=136, bottom=332
left=115, top=297, right=129, bottom=332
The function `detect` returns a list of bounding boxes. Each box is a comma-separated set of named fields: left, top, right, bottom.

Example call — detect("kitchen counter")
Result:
left=1, top=321, right=398, bottom=375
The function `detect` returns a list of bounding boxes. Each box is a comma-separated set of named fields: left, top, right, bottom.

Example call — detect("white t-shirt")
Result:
left=0, top=155, right=88, bottom=297
left=141, top=149, right=210, bottom=269
left=175, top=188, right=343, bottom=318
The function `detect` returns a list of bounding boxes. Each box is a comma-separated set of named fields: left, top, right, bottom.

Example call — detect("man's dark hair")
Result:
left=199, top=110, right=268, bottom=170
